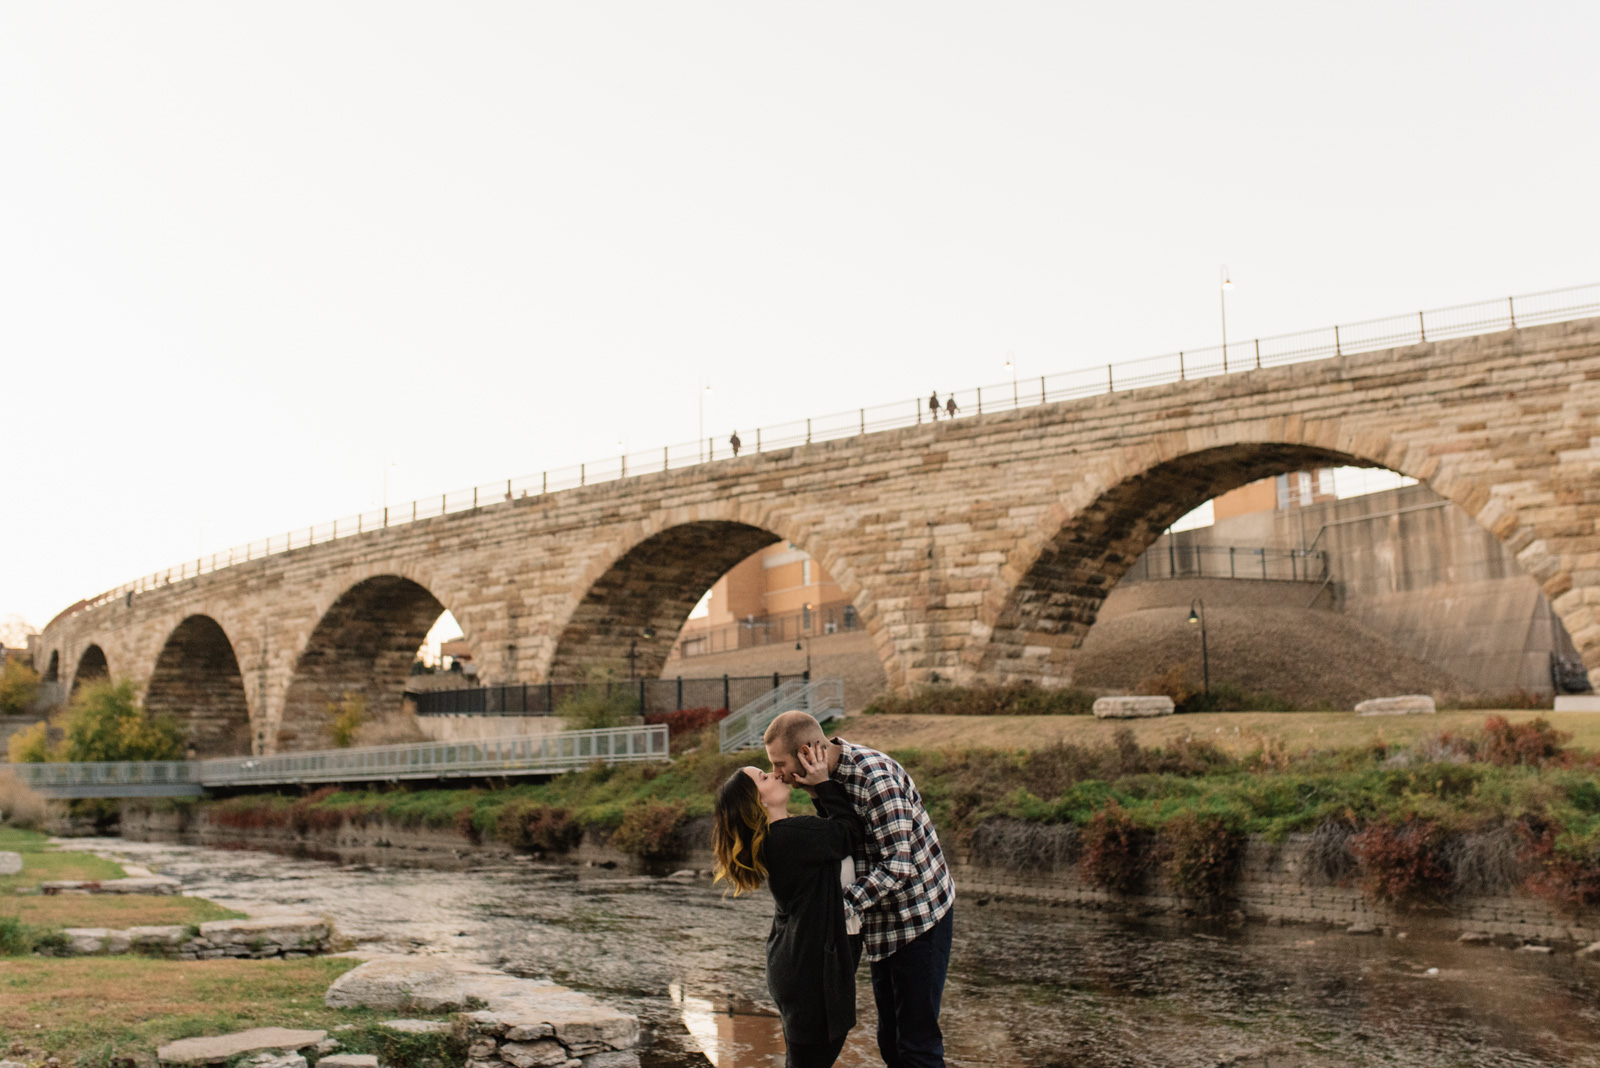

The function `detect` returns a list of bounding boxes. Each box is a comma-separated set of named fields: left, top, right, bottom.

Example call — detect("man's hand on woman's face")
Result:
left=792, top=743, right=831, bottom=786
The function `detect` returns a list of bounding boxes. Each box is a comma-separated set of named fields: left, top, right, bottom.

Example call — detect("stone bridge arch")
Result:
left=144, top=615, right=253, bottom=757
left=542, top=507, right=888, bottom=686
left=71, top=643, right=109, bottom=694
left=974, top=427, right=1557, bottom=684
left=277, top=572, right=467, bottom=751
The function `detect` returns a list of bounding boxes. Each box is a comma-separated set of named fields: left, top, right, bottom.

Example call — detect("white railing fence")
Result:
left=720, top=678, right=846, bottom=754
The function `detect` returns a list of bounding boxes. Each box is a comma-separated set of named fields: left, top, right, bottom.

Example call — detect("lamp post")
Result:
left=794, top=602, right=813, bottom=679
left=627, top=626, right=657, bottom=680
left=1005, top=353, right=1018, bottom=407
left=1187, top=598, right=1210, bottom=696
left=1219, top=267, right=1234, bottom=368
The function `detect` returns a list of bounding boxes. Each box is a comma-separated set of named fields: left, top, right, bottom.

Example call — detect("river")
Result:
left=62, top=838, right=1600, bottom=1067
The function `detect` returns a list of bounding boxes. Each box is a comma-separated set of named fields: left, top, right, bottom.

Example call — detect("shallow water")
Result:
left=65, top=838, right=1600, bottom=1067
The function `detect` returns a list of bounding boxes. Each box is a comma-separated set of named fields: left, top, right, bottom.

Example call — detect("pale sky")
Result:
left=5, top=3, right=1598, bottom=632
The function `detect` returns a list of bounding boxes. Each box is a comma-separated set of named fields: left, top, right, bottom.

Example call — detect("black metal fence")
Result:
left=674, top=603, right=862, bottom=659
left=409, top=673, right=807, bottom=717
left=1130, top=544, right=1328, bottom=583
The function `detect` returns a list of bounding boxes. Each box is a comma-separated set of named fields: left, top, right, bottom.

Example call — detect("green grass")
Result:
left=0, top=956, right=461, bottom=1067
left=0, top=827, right=54, bottom=852
left=4, top=893, right=245, bottom=930
left=0, top=849, right=125, bottom=892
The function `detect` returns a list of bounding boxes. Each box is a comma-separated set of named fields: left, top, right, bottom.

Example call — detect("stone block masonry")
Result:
left=59, top=915, right=332, bottom=959
left=38, top=318, right=1600, bottom=754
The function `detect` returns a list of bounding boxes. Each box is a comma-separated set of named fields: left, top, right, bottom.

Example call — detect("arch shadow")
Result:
left=547, top=520, right=785, bottom=682
left=145, top=615, right=252, bottom=757
left=43, top=650, right=59, bottom=684
left=279, top=575, right=449, bottom=751
left=71, top=644, right=109, bottom=694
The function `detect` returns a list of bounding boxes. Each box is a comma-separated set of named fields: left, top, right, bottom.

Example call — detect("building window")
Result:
left=802, top=559, right=812, bottom=585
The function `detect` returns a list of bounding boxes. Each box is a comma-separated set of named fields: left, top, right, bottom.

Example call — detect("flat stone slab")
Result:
left=1555, top=695, right=1600, bottom=712
left=1093, top=696, right=1175, bottom=719
left=41, top=875, right=180, bottom=895
left=1356, top=695, right=1436, bottom=716
left=0, top=851, right=21, bottom=876
left=328, top=957, right=638, bottom=1054
left=316, top=1057, right=378, bottom=1068
left=158, top=1028, right=326, bottom=1064
left=62, top=928, right=133, bottom=955
left=380, top=1020, right=452, bottom=1034
left=200, top=916, right=331, bottom=947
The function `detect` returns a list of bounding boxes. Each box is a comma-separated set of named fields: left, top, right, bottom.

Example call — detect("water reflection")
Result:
left=76, top=839, right=1600, bottom=1067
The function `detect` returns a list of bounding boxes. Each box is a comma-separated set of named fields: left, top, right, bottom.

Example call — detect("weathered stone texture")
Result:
left=37, top=319, right=1600, bottom=752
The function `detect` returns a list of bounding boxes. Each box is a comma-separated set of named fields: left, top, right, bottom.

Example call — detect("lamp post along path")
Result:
left=1187, top=597, right=1210, bottom=696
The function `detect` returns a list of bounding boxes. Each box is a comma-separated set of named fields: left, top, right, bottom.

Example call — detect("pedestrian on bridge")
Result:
left=928, top=391, right=940, bottom=421
left=730, top=430, right=742, bottom=457
left=945, top=395, right=958, bottom=419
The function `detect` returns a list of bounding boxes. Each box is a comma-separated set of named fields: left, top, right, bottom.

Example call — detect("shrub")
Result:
left=495, top=799, right=582, bottom=853
left=644, top=706, right=729, bottom=739
left=557, top=672, right=640, bottom=730
left=1444, top=824, right=1523, bottom=897
left=6, top=720, right=53, bottom=764
left=1304, top=819, right=1358, bottom=886
left=1079, top=801, right=1149, bottom=895
left=0, top=915, right=35, bottom=955
left=0, top=770, right=52, bottom=829
left=1480, top=716, right=1572, bottom=768
left=1520, top=818, right=1600, bottom=915
left=47, top=681, right=186, bottom=763
left=968, top=818, right=1078, bottom=874
left=861, top=682, right=1096, bottom=717
left=1350, top=819, right=1452, bottom=907
left=1160, top=812, right=1243, bottom=903
left=610, top=799, right=689, bottom=861
left=0, top=659, right=41, bottom=716
left=328, top=693, right=367, bottom=748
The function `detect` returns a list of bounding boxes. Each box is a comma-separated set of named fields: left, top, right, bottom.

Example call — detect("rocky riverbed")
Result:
left=53, top=837, right=1600, bottom=1067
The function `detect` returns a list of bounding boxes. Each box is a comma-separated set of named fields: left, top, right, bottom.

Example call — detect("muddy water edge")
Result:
left=63, top=832, right=1600, bottom=1068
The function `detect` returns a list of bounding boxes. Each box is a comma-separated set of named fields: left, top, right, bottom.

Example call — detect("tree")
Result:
left=328, top=693, right=367, bottom=748
left=58, top=680, right=186, bottom=763
left=0, top=659, right=40, bottom=716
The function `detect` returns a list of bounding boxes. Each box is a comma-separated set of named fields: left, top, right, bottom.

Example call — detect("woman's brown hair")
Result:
left=712, top=770, right=769, bottom=895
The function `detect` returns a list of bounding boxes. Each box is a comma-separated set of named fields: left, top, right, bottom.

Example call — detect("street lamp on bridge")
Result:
left=1187, top=598, right=1210, bottom=696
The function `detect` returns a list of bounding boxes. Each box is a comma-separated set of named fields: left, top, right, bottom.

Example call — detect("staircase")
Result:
left=719, top=677, right=845, bottom=753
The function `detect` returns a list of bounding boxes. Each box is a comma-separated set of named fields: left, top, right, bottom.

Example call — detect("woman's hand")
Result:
left=793, top=742, right=831, bottom=787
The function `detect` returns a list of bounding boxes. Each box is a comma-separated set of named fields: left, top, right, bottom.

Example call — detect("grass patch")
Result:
left=3, top=894, right=244, bottom=929
left=0, top=849, right=125, bottom=892
left=0, top=956, right=458, bottom=1066
left=0, top=827, right=55, bottom=852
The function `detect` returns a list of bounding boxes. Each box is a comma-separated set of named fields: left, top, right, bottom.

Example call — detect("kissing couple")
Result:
left=712, top=711, right=956, bottom=1068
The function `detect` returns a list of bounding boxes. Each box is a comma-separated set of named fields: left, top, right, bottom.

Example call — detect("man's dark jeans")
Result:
left=867, top=907, right=954, bottom=1068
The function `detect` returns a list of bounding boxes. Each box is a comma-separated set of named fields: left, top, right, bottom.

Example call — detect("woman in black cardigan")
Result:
left=713, top=743, right=865, bottom=1068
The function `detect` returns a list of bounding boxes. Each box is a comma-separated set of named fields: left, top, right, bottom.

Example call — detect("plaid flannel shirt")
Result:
left=833, top=738, right=955, bottom=961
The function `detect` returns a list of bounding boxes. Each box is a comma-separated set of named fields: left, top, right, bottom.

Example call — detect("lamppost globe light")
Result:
left=1187, top=608, right=1200, bottom=625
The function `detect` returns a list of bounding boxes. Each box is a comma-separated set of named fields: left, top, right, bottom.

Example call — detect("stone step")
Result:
left=158, top=1028, right=325, bottom=1065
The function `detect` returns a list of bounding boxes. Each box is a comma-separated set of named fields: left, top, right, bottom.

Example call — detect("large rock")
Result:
left=40, top=876, right=180, bottom=895
left=200, top=916, right=331, bottom=949
left=157, top=1028, right=326, bottom=1065
left=1093, top=696, right=1175, bottom=719
left=62, top=927, right=132, bottom=955
left=0, top=851, right=21, bottom=875
left=325, top=956, right=483, bottom=1012
left=1356, top=695, right=1436, bottom=716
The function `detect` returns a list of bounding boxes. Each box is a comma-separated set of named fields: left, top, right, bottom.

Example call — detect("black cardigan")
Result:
left=763, top=779, right=866, bottom=1043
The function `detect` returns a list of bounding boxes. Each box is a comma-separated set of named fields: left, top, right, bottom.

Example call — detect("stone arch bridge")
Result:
left=36, top=318, right=1600, bottom=755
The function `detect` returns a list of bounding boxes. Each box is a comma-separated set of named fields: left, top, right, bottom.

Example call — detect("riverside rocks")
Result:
left=158, top=1028, right=326, bottom=1065
left=40, top=875, right=182, bottom=895
left=327, top=957, right=640, bottom=1067
left=0, top=851, right=21, bottom=875
left=58, top=916, right=331, bottom=959
left=1355, top=695, right=1436, bottom=716
left=1092, top=696, right=1175, bottom=719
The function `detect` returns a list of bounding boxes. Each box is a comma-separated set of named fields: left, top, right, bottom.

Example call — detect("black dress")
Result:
left=763, top=779, right=867, bottom=1045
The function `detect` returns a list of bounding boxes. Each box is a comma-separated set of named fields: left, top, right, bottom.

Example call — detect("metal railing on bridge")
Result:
left=9, top=725, right=670, bottom=799
left=720, top=678, right=846, bottom=754
left=1128, top=545, right=1329, bottom=583
left=61, top=282, right=1600, bottom=620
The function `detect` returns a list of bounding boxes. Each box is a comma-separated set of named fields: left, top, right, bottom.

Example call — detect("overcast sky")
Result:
left=4, top=2, right=1597, bottom=631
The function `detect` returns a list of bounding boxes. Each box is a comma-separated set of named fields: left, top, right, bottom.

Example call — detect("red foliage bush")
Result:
left=1079, top=801, right=1149, bottom=895
left=1350, top=819, right=1452, bottom=906
left=1480, top=716, right=1573, bottom=768
left=610, top=799, right=690, bottom=861
left=1520, top=819, right=1600, bottom=916
left=495, top=799, right=582, bottom=853
left=644, top=706, right=729, bottom=740
left=1160, top=812, right=1244, bottom=902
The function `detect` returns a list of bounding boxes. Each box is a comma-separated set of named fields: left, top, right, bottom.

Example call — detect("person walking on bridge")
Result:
left=944, top=395, right=958, bottom=419
left=927, top=391, right=940, bottom=421
left=730, top=430, right=742, bottom=457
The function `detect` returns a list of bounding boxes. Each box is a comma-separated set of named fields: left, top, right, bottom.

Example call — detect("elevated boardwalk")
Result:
left=8, top=725, right=669, bottom=799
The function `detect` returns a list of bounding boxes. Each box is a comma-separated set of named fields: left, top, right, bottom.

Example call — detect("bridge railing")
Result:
left=10, top=760, right=205, bottom=799
left=720, top=678, right=846, bottom=754
left=10, top=725, right=671, bottom=798
left=63, top=282, right=1600, bottom=618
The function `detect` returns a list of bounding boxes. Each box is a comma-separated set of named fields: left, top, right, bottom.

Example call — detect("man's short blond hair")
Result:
left=762, top=710, right=827, bottom=759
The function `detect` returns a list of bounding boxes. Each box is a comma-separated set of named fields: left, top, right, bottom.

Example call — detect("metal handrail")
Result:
left=8, top=725, right=670, bottom=797
left=1131, top=544, right=1329, bottom=583
left=720, top=678, right=846, bottom=753
left=58, top=282, right=1600, bottom=622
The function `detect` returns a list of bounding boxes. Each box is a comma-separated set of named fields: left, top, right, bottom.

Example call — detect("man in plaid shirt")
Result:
left=766, top=711, right=955, bottom=1068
